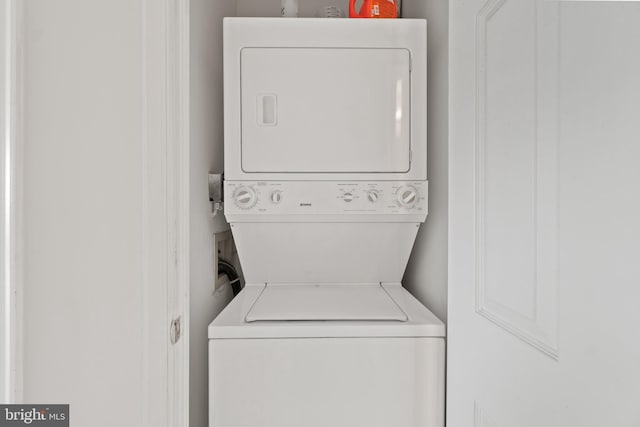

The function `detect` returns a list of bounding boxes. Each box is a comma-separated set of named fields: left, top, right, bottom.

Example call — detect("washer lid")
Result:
left=245, top=283, right=408, bottom=322
left=209, top=283, right=445, bottom=339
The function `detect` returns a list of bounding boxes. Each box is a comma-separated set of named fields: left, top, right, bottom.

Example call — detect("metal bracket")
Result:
left=209, top=173, right=224, bottom=216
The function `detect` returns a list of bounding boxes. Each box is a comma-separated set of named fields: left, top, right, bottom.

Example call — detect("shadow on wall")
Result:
left=402, top=0, right=449, bottom=323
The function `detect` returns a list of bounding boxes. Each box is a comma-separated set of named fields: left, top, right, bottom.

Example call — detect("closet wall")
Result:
left=402, top=0, right=449, bottom=322
left=189, top=1, right=236, bottom=427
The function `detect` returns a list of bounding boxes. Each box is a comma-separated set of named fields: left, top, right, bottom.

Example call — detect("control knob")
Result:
left=367, top=190, right=379, bottom=203
left=396, top=186, right=418, bottom=209
left=271, top=190, right=282, bottom=204
left=233, top=186, right=257, bottom=209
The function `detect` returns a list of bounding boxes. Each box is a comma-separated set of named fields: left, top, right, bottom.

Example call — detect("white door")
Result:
left=0, top=0, right=16, bottom=401
left=448, top=1, right=640, bottom=426
left=6, top=1, right=189, bottom=426
left=240, top=48, right=411, bottom=173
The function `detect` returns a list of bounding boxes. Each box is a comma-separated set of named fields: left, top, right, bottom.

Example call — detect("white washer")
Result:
left=209, top=284, right=444, bottom=427
left=210, top=18, right=443, bottom=427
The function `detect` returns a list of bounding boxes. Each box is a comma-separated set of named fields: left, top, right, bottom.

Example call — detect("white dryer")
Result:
left=210, top=18, right=444, bottom=427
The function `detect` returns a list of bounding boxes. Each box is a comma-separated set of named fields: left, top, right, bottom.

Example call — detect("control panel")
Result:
left=225, top=181, right=428, bottom=216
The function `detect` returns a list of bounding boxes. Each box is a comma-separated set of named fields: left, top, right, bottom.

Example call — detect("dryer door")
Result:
left=240, top=48, right=411, bottom=173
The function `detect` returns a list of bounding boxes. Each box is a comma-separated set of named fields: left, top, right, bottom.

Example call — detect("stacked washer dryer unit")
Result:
left=210, top=18, right=444, bottom=427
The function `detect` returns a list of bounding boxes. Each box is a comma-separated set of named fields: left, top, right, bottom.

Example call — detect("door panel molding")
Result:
left=450, top=1, right=640, bottom=426
left=474, top=0, right=559, bottom=359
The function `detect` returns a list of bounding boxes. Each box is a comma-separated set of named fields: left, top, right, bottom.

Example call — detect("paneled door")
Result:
left=448, top=1, right=640, bottom=426
left=6, top=0, right=190, bottom=426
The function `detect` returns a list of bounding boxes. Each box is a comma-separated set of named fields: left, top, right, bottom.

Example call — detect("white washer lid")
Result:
left=209, top=283, right=446, bottom=339
left=245, top=283, right=408, bottom=322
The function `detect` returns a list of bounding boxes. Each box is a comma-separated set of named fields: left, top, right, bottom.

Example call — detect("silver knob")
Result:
left=271, top=190, right=282, bottom=203
left=367, top=190, right=379, bottom=203
left=343, top=192, right=354, bottom=202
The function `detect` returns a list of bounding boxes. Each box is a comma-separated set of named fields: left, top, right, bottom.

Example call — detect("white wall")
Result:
left=189, top=1, right=235, bottom=426
left=402, top=0, right=449, bottom=322
left=237, top=0, right=350, bottom=17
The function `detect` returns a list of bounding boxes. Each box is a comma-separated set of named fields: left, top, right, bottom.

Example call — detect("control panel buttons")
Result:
left=225, top=182, right=427, bottom=215
left=270, top=190, right=282, bottom=204
left=396, top=186, right=418, bottom=209
left=233, top=186, right=257, bottom=209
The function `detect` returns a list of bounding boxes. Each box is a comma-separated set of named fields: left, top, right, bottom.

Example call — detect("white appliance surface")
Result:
left=224, top=180, right=428, bottom=283
left=209, top=284, right=444, bottom=339
left=224, top=181, right=428, bottom=222
left=241, top=47, right=411, bottom=173
left=212, top=17, right=442, bottom=427
left=209, top=285, right=445, bottom=427
left=229, top=222, right=420, bottom=284
left=245, top=283, right=408, bottom=322
left=224, top=18, right=427, bottom=182
left=210, top=336, right=445, bottom=427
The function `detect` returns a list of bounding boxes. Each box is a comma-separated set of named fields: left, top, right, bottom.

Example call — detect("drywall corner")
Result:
left=402, top=0, right=449, bottom=323
left=189, top=0, right=236, bottom=426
